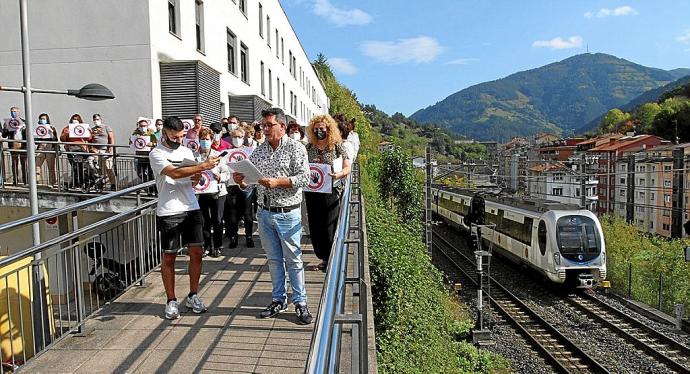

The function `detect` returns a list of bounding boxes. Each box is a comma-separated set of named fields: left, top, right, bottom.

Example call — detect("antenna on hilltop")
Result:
left=586, top=44, right=589, bottom=53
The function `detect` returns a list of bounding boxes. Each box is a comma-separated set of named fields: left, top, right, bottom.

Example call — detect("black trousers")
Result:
left=68, top=155, right=85, bottom=188
left=305, top=190, right=341, bottom=262
left=198, top=194, right=226, bottom=249
left=224, top=186, right=254, bottom=238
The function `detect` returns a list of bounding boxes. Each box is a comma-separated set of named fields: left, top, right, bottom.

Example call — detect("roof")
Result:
left=588, top=135, right=666, bottom=152
left=528, top=162, right=570, bottom=173
left=578, top=133, right=623, bottom=147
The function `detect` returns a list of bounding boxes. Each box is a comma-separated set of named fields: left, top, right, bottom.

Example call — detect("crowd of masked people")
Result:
left=150, top=107, right=359, bottom=325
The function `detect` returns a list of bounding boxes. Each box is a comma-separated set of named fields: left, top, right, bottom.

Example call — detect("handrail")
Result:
left=307, top=174, right=353, bottom=373
left=0, top=180, right=155, bottom=234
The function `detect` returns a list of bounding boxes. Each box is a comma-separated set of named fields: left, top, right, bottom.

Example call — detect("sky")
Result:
left=281, top=0, right=690, bottom=117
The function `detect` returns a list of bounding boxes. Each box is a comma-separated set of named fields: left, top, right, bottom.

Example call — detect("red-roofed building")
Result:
left=588, top=134, right=669, bottom=214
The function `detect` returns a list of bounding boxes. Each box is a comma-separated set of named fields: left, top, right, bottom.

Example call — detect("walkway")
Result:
left=21, top=236, right=325, bottom=373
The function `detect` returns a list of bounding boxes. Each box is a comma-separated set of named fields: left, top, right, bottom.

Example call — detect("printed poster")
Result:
left=225, top=147, right=254, bottom=164
left=183, top=137, right=200, bottom=153
left=130, top=135, right=152, bottom=151
left=34, top=124, right=53, bottom=139
left=68, top=123, right=92, bottom=139
left=193, top=170, right=219, bottom=194
left=3, top=118, right=23, bottom=131
left=181, top=119, right=195, bottom=131
left=306, top=163, right=332, bottom=194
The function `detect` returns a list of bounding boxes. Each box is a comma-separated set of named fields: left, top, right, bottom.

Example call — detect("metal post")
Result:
left=71, top=211, right=86, bottom=335
left=628, top=262, right=632, bottom=298
left=425, top=146, right=433, bottom=256
left=136, top=191, right=146, bottom=286
left=658, top=274, right=663, bottom=311
left=671, top=148, right=684, bottom=238
left=0, top=140, right=5, bottom=188
left=675, top=304, right=685, bottom=331
left=19, top=0, right=51, bottom=349
left=580, top=153, right=586, bottom=209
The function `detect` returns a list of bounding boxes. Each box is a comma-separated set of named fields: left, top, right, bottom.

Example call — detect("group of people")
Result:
left=152, top=107, right=359, bottom=326
left=1, top=107, right=118, bottom=190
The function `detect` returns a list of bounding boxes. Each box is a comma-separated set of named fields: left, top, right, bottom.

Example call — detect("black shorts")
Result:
left=157, top=210, right=204, bottom=254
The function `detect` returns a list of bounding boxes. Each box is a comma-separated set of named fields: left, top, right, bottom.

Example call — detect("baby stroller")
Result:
left=81, top=155, right=106, bottom=193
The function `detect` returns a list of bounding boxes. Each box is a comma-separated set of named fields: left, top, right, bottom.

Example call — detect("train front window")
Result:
left=556, top=216, right=600, bottom=257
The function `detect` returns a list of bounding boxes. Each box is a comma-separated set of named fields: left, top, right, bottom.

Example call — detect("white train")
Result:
left=432, top=185, right=606, bottom=288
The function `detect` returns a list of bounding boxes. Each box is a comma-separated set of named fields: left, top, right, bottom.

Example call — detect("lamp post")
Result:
left=0, top=0, right=114, bottom=350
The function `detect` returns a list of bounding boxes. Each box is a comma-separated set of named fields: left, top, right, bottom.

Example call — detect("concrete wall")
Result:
left=0, top=0, right=153, bottom=146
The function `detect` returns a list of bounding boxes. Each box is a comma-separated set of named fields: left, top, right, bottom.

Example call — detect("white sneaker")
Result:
left=185, top=294, right=208, bottom=314
left=165, top=300, right=179, bottom=320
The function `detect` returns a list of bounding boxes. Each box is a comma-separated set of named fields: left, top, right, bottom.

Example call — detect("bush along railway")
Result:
left=430, top=184, right=690, bottom=373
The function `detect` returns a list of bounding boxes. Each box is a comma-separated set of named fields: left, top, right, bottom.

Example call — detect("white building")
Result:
left=527, top=162, right=596, bottom=208
left=0, top=0, right=328, bottom=145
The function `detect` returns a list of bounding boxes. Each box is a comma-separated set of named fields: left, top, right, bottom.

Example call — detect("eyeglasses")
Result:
left=261, top=122, right=280, bottom=130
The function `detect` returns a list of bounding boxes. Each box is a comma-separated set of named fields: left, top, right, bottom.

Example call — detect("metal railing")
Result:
left=306, top=163, right=372, bottom=373
left=0, top=140, right=154, bottom=193
left=0, top=182, right=159, bottom=373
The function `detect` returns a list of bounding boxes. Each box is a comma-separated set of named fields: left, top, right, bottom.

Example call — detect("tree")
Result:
left=634, top=102, right=662, bottom=133
left=599, top=108, right=631, bottom=134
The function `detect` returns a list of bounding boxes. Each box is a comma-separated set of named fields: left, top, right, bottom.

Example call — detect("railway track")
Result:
left=433, top=227, right=690, bottom=373
left=432, top=232, right=608, bottom=374
left=564, top=294, right=690, bottom=373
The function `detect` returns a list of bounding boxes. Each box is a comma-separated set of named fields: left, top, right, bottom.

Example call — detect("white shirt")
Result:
left=149, top=143, right=200, bottom=216
left=347, top=132, right=360, bottom=160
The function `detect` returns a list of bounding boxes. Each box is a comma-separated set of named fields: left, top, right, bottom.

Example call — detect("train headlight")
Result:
left=553, top=253, right=561, bottom=266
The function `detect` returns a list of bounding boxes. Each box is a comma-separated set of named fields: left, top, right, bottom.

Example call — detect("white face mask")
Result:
left=93, top=119, right=101, bottom=126
left=71, top=119, right=79, bottom=124
left=290, top=133, right=301, bottom=141
left=231, top=137, right=243, bottom=148
left=229, top=123, right=238, bottom=131
left=213, top=133, right=221, bottom=141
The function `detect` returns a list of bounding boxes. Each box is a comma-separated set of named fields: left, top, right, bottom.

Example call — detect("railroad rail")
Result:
left=432, top=231, right=608, bottom=374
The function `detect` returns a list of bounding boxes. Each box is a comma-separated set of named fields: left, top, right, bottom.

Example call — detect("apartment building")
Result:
left=0, top=0, right=328, bottom=145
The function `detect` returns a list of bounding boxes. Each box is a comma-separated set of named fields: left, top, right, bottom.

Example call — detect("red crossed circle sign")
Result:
left=133, top=137, right=148, bottom=150
left=8, top=119, right=20, bottom=129
left=193, top=170, right=213, bottom=192
left=186, top=139, right=199, bottom=152
left=74, top=124, right=86, bottom=136
left=46, top=217, right=57, bottom=225
left=308, top=165, right=325, bottom=190
left=182, top=120, right=194, bottom=131
left=35, top=125, right=48, bottom=137
left=227, top=149, right=247, bottom=163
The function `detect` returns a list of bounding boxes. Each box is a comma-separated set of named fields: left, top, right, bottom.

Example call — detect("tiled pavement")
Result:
left=21, top=236, right=325, bottom=373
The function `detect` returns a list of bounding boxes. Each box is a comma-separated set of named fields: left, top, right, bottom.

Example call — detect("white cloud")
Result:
left=585, top=5, right=638, bottom=18
left=329, top=57, right=358, bottom=75
left=532, top=36, right=584, bottom=50
left=446, top=58, right=479, bottom=65
left=677, top=29, right=690, bottom=44
left=313, top=0, right=372, bottom=27
left=360, top=36, right=444, bottom=64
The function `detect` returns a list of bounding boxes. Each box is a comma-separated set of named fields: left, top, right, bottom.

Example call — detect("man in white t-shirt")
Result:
left=149, top=116, right=220, bottom=320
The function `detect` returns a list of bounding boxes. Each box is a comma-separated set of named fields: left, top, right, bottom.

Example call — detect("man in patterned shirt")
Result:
left=232, top=107, right=312, bottom=324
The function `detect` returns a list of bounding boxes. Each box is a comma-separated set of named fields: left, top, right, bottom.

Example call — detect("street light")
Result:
left=1, top=0, right=115, bottom=351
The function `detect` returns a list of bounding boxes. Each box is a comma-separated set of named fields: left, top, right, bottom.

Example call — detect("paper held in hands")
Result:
left=227, top=159, right=264, bottom=185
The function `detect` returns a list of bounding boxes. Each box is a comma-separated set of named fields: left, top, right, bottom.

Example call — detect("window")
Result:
left=288, top=51, right=293, bottom=73
left=240, top=43, right=249, bottom=83
left=638, top=178, right=645, bottom=186
left=258, top=3, right=263, bottom=37
left=575, top=188, right=580, bottom=197
left=290, top=91, right=294, bottom=114
left=664, top=180, right=672, bottom=188
left=260, top=61, right=265, bottom=96
left=195, top=0, right=204, bottom=53
left=281, top=38, right=284, bottom=64
left=267, top=16, right=271, bottom=46
left=664, top=194, right=671, bottom=203
left=277, top=77, right=281, bottom=106
left=664, top=165, right=672, bottom=171
left=552, top=188, right=563, bottom=196
left=292, top=56, right=297, bottom=78
left=275, top=30, right=279, bottom=57
left=282, top=83, right=285, bottom=109
left=239, top=0, right=247, bottom=16
left=168, top=0, right=180, bottom=36
left=227, top=29, right=236, bottom=74
left=663, top=223, right=670, bottom=231
left=636, top=206, right=644, bottom=213
left=554, top=173, right=564, bottom=181
left=268, top=69, right=272, bottom=100
left=620, top=189, right=626, bottom=197
left=620, top=177, right=625, bottom=184
left=663, top=209, right=671, bottom=217
left=638, top=192, right=645, bottom=199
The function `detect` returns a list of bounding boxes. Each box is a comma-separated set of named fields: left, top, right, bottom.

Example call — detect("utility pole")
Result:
left=425, top=146, right=433, bottom=256
left=671, top=148, right=684, bottom=238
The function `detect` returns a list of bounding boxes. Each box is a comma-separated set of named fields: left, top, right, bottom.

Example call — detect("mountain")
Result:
left=578, top=74, right=690, bottom=133
left=410, top=53, right=688, bottom=142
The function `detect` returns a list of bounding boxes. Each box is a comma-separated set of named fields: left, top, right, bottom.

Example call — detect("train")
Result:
left=431, top=184, right=606, bottom=288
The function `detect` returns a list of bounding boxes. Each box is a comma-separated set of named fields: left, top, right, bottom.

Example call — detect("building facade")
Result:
left=0, top=0, right=328, bottom=145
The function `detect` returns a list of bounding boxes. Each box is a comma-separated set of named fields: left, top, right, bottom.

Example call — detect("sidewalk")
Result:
left=21, top=236, right=325, bottom=373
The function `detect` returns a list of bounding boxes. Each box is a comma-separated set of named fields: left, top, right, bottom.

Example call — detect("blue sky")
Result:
left=282, top=0, right=690, bottom=116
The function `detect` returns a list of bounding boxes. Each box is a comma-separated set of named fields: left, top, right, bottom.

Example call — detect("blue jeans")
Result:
left=257, top=208, right=307, bottom=305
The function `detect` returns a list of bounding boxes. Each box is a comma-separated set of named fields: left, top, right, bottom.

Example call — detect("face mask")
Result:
left=38, top=119, right=47, bottom=125
left=229, top=124, right=238, bottom=131
left=94, top=119, right=102, bottom=126
left=315, top=129, right=327, bottom=140
left=10, top=111, right=18, bottom=119
left=165, top=131, right=181, bottom=150
left=71, top=119, right=79, bottom=124
left=221, top=128, right=228, bottom=134
left=199, top=139, right=212, bottom=149
left=231, top=137, right=243, bottom=148
left=290, top=133, right=301, bottom=141
left=213, top=133, right=222, bottom=141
